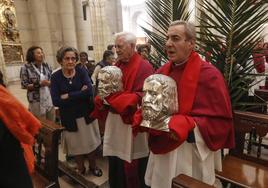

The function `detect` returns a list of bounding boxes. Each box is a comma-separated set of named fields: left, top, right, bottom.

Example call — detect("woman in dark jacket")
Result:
left=50, top=46, right=102, bottom=176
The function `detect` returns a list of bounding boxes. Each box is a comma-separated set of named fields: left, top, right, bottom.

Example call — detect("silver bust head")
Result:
left=97, top=66, right=123, bottom=100
left=141, top=74, right=178, bottom=131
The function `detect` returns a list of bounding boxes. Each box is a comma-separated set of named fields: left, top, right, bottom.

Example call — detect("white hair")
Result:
left=115, top=32, right=137, bottom=45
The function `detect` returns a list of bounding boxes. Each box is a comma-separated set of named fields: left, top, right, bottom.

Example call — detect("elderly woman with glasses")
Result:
left=50, top=46, right=102, bottom=176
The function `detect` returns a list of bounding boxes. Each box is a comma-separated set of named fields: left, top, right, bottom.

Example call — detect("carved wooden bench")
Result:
left=40, top=111, right=100, bottom=188
left=253, top=89, right=268, bottom=113
left=172, top=174, right=215, bottom=188
left=216, top=111, right=268, bottom=188
left=31, top=118, right=64, bottom=188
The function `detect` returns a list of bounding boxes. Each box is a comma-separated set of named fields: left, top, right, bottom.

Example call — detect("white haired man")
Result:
left=92, top=32, right=154, bottom=188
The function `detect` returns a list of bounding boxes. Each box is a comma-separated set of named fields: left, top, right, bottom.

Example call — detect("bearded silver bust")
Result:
left=141, top=74, right=178, bottom=132
left=97, top=66, right=123, bottom=100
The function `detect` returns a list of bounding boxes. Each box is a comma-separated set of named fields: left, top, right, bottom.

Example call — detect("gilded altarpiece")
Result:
left=0, top=0, right=23, bottom=65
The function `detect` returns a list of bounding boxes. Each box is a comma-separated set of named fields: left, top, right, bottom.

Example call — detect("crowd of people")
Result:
left=4, top=19, right=268, bottom=188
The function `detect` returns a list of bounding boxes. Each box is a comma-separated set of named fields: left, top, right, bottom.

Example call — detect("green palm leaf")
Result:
left=143, top=0, right=268, bottom=110
left=142, top=0, right=190, bottom=67
left=197, top=0, right=268, bottom=109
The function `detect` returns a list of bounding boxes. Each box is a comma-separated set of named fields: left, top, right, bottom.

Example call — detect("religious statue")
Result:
left=0, top=1, right=23, bottom=64
left=140, top=74, right=178, bottom=132
left=2, top=7, right=18, bottom=41
left=97, top=66, right=123, bottom=100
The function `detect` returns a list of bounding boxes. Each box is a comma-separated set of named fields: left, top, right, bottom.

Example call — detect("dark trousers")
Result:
left=108, top=156, right=150, bottom=188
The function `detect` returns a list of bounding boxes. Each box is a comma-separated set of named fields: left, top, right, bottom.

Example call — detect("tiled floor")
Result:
left=7, top=82, right=109, bottom=188
left=7, top=81, right=28, bottom=107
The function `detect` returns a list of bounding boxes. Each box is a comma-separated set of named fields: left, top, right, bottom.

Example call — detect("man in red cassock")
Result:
left=139, top=20, right=235, bottom=188
left=252, top=39, right=266, bottom=74
left=251, top=39, right=268, bottom=89
left=96, top=32, right=154, bottom=188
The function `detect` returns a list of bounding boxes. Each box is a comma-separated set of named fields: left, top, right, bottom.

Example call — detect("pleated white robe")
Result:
left=145, top=127, right=222, bottom=188
left=103, top=112, right=149, bottom=162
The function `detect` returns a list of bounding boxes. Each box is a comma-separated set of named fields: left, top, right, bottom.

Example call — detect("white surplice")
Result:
left=145, top=126, right=222, bottom=188
left=103, top=112, right=149, bottom=162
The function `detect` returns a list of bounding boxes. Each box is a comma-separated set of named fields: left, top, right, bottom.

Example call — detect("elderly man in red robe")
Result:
left=134, top=20, right=234, bottom=188
left=92, top=32, right=154, bottom=188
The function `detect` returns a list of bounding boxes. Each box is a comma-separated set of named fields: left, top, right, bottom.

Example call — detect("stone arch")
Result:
left=131, top=11, right=143, bottom=35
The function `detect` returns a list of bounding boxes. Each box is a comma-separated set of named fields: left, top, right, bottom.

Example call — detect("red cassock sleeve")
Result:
left=148, top=114, right=196, bottom=154
left=252, top=52, right=265, bottom=73
left=90, top=96, right=108, bottom=120
left=106, top=91, right=139, bottom=124
left=190, top=64, right=234, bottom=151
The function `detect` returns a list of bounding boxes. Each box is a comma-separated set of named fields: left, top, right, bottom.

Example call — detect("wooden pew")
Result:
left=31, top=118, right=64, bottom=188
left=253, top=89, right=268, bottom=113
left=216, top=111, right=268, bottom=188
left=172, top=174, right=215, bottom=188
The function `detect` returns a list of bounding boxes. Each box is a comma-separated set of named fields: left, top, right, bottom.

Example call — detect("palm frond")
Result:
left=197, top=0, right=268, bottom=109
left=143, top=0, right=268, bottom=110
left=142, top=0, right=190, bottom=68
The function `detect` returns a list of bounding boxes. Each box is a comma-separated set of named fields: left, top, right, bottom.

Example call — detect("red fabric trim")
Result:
left=169, top=115, right=195, bottom=142
left=106, top=92, right=138, bottom=114
left=91, top=92, right=139, bottom=124
left=90, top=96, right=108, bottom=121
left=0, top=86, right=41, bottom=173
left=160, top=51, right=201, bottom=114
left=148, top=115, right=195, bottom=154
left=116, top=53, right=143, bottom=91
left=106, top=92, right=139, bottom=124
left=190, top=63, right=234, bottom=150
left=252, top=52, right=265, bottom=73
left=148, top=133, right=182, bottom=154
left=179, top=52, right=202, bottom=114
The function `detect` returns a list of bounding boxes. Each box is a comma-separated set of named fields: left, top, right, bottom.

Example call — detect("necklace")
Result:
left=68, top=77, right=73, bottom=84
left=62, top=69, right=75, bottom=85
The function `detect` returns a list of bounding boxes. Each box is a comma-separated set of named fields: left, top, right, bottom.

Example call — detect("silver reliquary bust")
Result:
left=97, top=66, right=123, bottom=100
left=141, top=74, right=178, bottom=132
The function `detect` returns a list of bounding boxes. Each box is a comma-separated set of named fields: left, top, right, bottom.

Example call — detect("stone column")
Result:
left=28, top=0, right=54, bottom=66
left=59, top=0, right=78, bottom=48
left=73, top=0, right=94, bottom=57
left=46, top=0, right=63, bottom=68
left=106, top=0, right=123, bottom=34
left=14, top=0, right=33, bottom=55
